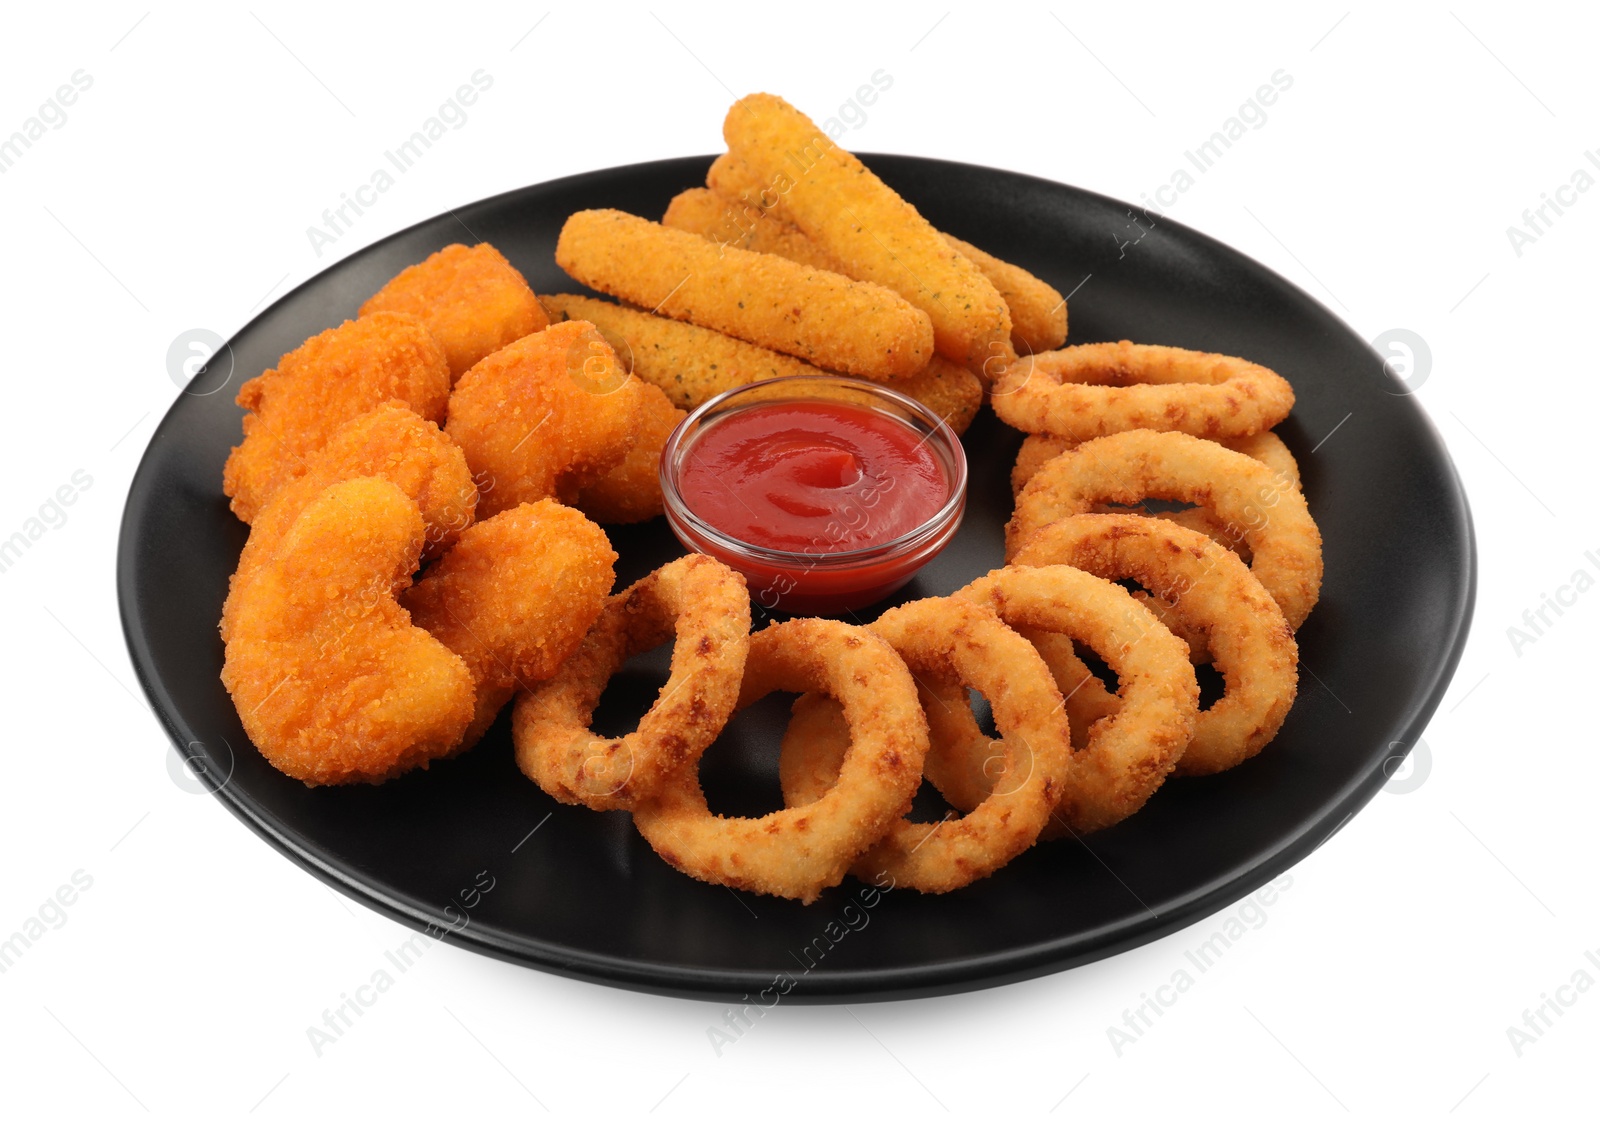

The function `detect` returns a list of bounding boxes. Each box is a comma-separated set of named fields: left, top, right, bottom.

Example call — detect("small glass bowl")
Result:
left=659, top=376, right=968, bottom=616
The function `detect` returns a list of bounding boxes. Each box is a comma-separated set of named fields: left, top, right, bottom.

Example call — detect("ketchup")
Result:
left=665, top=396, right=964, bottom=616
left=676, top=401, right=947, bottom=553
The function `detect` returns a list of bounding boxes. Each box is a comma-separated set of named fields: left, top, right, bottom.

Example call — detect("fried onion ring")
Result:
left=1007, top=430, right=1323, bottom=630
left=512, top=554, right=749, bottom=811
left=1012, top=516, right=1299, bottom=775
left=781, top=597, right=1074, bottom=893
left=1012, top=430, right=1301, bottom=500
left=991, top=340, right=1294, bottom=442
left=950, top=566, right=1199, bottom=834
left=632, top=618, right=928, bottom=904
left=1011, top=430, right=1302, bottom=577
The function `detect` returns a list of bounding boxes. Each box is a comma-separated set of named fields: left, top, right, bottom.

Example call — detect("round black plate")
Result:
left=118, top=155, right=1474, bottom=1002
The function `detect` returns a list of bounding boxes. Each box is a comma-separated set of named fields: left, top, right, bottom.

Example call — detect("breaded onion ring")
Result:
left=633, top=618, right=928, bottom=904
left=1012, top=516, right=1299, bottom=775
left=512, top=554, right=749, bottom=811
left=1007, top=430, right=1323, bottom=630
left=991, top=341, right=1294, bottom=442
left=1011, top=430, right=1303, bottom=575
left=1016, top=628, right=1122, bottom=748
left=1012, top=430, right=1301, bottom=500
left=951, top=566, right=1199, bottom=834
left=782, top=597, right=1073, bottom=893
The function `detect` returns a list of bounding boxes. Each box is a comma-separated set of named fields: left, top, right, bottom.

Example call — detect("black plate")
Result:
left=118, top=155, right=1474, bottom=1002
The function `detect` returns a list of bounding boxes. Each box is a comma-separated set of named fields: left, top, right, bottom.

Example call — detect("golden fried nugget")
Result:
left=574, top=382, right=685, bottom=524
left=540, top=292, right=828, bottom=409
left=541, top=293, right=980, bottom=435
left=221, top=477, right=475, bottom=785
left=403, top=500, right=616, bottom=748
left=223, top=312, right=451, bottom=523
left=722, top=95, right=1013, bottom=372
left=555, top=209, right=933, bottom=381
left=445, top=320, right=645, bottom=517
left=222, top=402, right=477, bottom=644
left=686, top=173, right=1067, bottom=356
left=360, top=243, right=549, bottom=382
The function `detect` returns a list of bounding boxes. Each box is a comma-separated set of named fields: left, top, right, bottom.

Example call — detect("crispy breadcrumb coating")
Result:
left=360, top=243, right=549, bottom=382
left=574, top=381, right=685, bottom=524
left=722, top=95, right=1012, bottom=372
left=222, top=402, right=477, bottom=644
left=223, top=312, right=451, bottom=523
left=403, top=499, right=616, bottom=748
left=555, top=209, right=933, bottom=380
left=444, top=320, right=646, bottom=517
left=221, top=477, right=475, bottom=785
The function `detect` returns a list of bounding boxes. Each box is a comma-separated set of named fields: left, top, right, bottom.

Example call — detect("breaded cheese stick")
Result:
left=721, top=94, right=1013, bottom=372
left=541, top=293, right=981, bottom=434
left=704, top=158, right=1067, bottom=356
left=540, top=292, right=832, bottom=409
left=555, top=209, right=932, bottom=381
left=663, top=186, right=843, bottom=272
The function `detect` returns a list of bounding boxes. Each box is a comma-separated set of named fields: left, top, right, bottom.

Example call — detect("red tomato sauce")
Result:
left=675, top=401, right=947, bottom=555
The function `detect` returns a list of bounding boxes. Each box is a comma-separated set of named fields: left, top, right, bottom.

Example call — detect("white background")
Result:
left=1, top=2, right=1593, bottom=1120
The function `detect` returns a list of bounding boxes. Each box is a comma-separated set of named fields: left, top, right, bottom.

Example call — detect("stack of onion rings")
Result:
left=631, top=617, right=929, bottom=903
left=1011, top=515, right=1298, bottom=776
left=781, top=597, right=1075, bottom=893
left=1008, top=430, right=1323, bottom=630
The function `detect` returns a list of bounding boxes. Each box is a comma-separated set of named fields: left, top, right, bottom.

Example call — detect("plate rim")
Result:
left=116, top=153, right=1478, bottom=1003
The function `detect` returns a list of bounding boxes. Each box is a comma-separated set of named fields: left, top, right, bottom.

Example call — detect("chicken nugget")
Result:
left=555, top=209, right=932, bottom=381
left=574, top=381, right=685, bottom=524
left=404, top=500, right=616, bottom=747
left=223, top=312, right=451, bottom=523
left=360, top=243, right=549, bottom=382
left=704, top=159, right=1067, bottom=357
left=222, top=402, right=477, bottom=645
left=540, top=293, right=828, bottom=409
left=722, top=95, right=1014, bottom=373
left=221, top=477, right=475, bottom=785
left=445, top=320, right=645, bottom=517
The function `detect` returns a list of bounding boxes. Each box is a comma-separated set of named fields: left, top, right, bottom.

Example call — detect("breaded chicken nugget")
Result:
left=223, top=312, right=451, bottom=523
left=445, top=320, right=645, bottom=517
left=403, top=500, right=617, bottom=747
left=555, top=209, right=933, bottom=381
left=574, top=382, right=685, bottom=524
left=539, top=293, right=827, bottom=409
left=700, top=163, right=1068, bottom=356
left=722, top=95, right=1013, bottom=372
left=540, top=293, right=980, bottom=434
left=222, top=402, right=478, bottom=644
left=360, top=243, right=549, bottom=382
left=221, top=477, right=475, bottom=785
